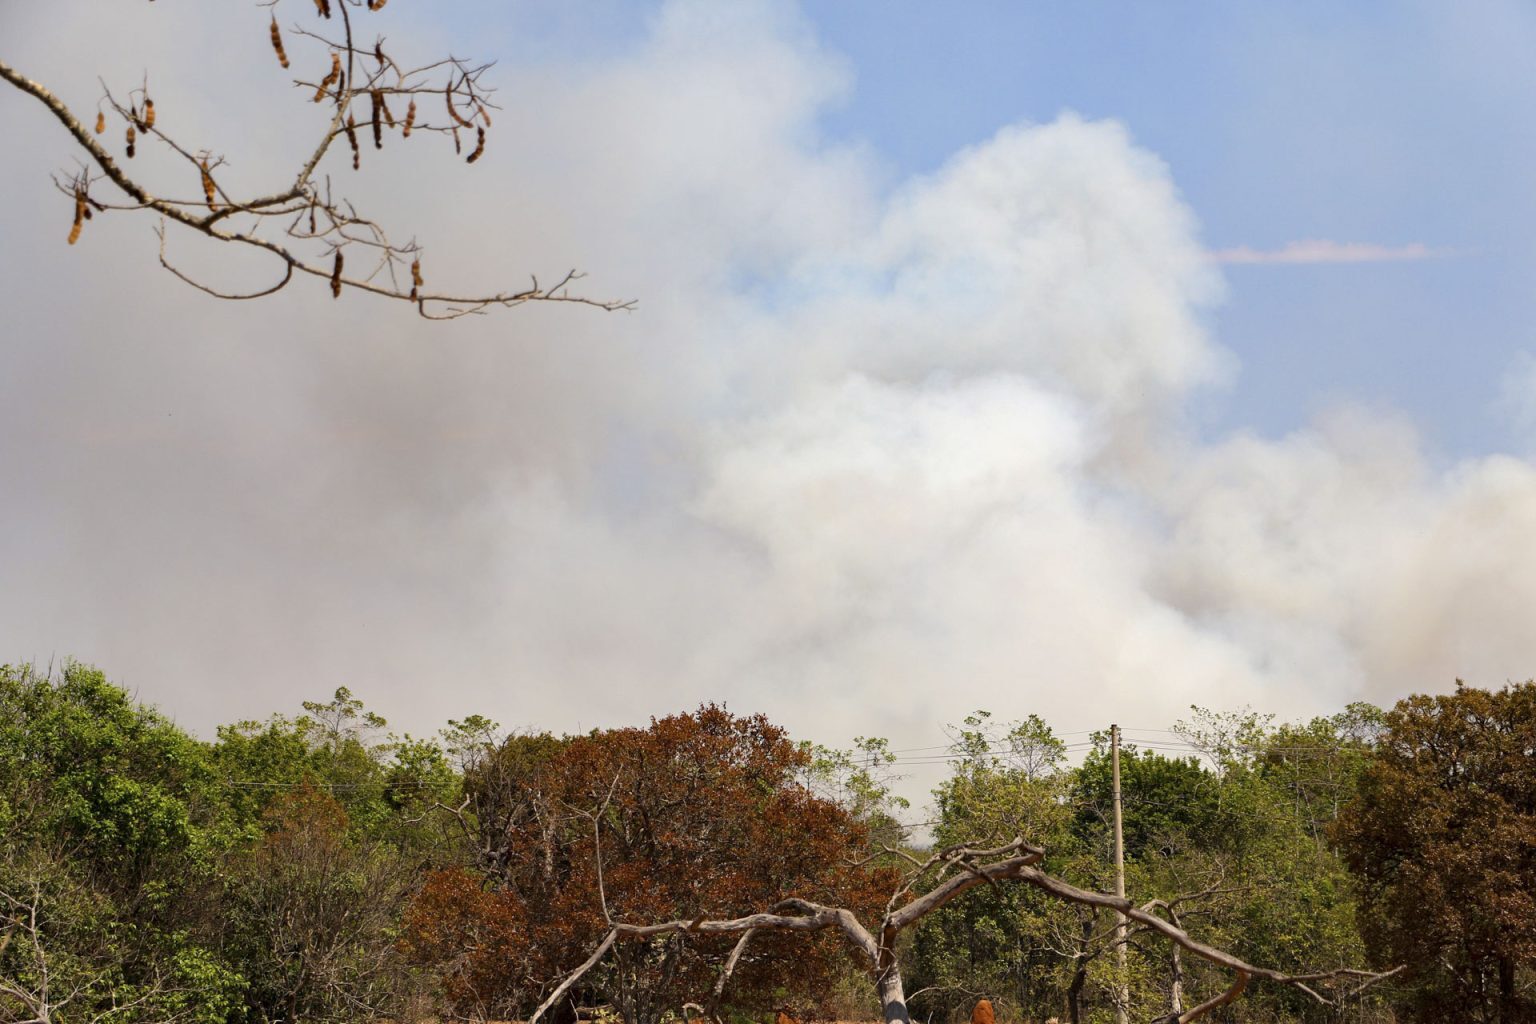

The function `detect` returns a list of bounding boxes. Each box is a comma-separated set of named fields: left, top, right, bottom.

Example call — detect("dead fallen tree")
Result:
left=529, top=838, right=1399, bottom=1024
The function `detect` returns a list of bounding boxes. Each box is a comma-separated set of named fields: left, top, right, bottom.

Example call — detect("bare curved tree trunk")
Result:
left=528, top=838, right=1400, bottom=1024
left=876, top=964, right=911, bottom=1024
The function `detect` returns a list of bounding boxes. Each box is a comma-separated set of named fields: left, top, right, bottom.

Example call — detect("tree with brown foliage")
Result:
left=401, top=706, right=881, bottom=1024
left=0, top=2, right=631, bottom=318
left=1333, top=681, right=1536, bottom=1024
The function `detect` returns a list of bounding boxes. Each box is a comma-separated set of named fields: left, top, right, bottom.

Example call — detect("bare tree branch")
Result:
left=530, top=836, right=1399, bottom=1024
left=0, top=2, right=633, bottom=319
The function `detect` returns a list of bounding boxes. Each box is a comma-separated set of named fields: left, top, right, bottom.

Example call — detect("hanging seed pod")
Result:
left=345, top=113, right=360, bottom=169
left=270, top=17, right=290, bottom=69
left=475, top=102, right=492, bottom=127
left=330, top=250, right=344, bottom=298
left=68, top=192, right=85, bottom=245
left=125, top=124, right=136, bottom=158
left=446, top=80, right=473, bottom=128
left=466, top=126, right=485, bottom=164
left=314, top=0, right=331, bottom=18
left=315, top=52, right=341, bottom=102
left=409, top=257, right=421, bottom=301
left=402, top=98, right=415, bottom=137
left=451, top=124, right=461, bottom=154
left=374, top=41, right=386, bottom=68
left=308, top=198, right=317, bottom=235
left=370, top=90, right=383, bottom=149
left=379, top=92, right=395, bottom=128
left=200, top=157, right=216, bottom=207
left=142, top=98, right=155, bottom=130
left=94, top=111, right=105, bottom=134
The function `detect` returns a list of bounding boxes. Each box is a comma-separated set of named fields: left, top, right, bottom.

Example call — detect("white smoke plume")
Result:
left=1, top=1, right=1532, bottom=799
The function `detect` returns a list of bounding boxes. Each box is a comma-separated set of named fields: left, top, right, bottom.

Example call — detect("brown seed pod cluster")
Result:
left=200, top=157, right=217, bottom=207
left=409, top=257, right=422, bottom=301
left=345, top=112, right=360, bottom=169
left=315, top=52, right=341, bottom=103
left=94, top=111, right=105, bottom=134
left=270, top=17, right=290, bottom=69
left=125, top=124, right=136, bottom=158
left=475, top=102, right=493, bottom=127
left=142, top=98, right=155, bottom=130
left=466, top=126, right=485, bottom=164
left=402, top=98, right=416, bottom=137
left=330, top=250, right=344, bottom=298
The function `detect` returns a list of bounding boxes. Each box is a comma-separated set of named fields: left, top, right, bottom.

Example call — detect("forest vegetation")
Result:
left=2, top=662, right=1532, bottom=1024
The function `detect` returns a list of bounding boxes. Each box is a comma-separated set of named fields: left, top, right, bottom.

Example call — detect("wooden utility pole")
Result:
left=1112, top=723, right=1128, bottom=1024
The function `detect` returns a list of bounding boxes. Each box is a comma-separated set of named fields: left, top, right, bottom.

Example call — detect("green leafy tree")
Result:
left=0, top=662, right=241, bottom=1024
left=212, top=686, right=458, bottom=847
left=804, top=736, right=912, bottom=851
left=908, top=712, right=1087, bottom=1023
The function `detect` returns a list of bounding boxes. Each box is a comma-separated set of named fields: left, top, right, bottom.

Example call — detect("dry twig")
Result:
left=0, top=0, right=632, bottom=319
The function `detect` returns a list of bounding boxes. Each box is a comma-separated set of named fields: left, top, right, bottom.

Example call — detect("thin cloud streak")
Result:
left=1210, top=239, right=1441, bottom=265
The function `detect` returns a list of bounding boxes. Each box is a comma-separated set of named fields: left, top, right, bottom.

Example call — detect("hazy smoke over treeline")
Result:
left=2, top=1, right=1534, bottom=754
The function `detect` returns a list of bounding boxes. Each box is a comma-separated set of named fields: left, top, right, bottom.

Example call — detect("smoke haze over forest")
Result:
left=3, top=1, right=1535, bottom=770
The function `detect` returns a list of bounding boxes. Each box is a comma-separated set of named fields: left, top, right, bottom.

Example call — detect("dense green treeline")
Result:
left=2, top=662, right=1533, bottom=1024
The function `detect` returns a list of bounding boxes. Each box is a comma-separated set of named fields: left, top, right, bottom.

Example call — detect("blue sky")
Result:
left=3, top=1, right=1536, bottom=768
left=805, top=1, right=1536, bottom=456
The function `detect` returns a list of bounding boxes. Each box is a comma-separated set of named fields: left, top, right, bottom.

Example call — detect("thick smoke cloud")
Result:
left=2, top=1, right=1533, bottom=791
